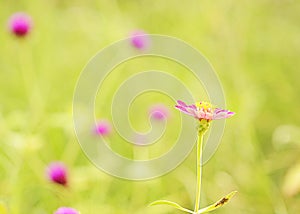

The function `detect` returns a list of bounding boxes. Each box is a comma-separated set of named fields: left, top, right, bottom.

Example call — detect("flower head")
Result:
left=94, top=120, right=112, bottom=136
left=175, top=100, right=234, bottom=121
left=130, top=30, right=149, bottom=50
left=47, top=162, right=68, bottom=186
left=149, top=104, right=170, bottom=120
left=54, top=207, right=79, bottom=214
left=8, top=12, right=32, bottom=37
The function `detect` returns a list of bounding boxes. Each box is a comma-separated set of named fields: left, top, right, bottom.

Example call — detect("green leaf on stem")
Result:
left=197, top=191, right=237, bottom=214
left=149, top=200, right=194, bottom=214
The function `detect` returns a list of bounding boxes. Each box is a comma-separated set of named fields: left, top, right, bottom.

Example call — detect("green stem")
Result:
left=194, top=131, right=204, bottom=213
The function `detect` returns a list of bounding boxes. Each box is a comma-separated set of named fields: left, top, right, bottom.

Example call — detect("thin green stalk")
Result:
left=194, top=131, right=204, bottom=213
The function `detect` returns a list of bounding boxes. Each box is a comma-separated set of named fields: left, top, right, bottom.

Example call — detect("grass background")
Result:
left=1, top=0, right=300, bottom=213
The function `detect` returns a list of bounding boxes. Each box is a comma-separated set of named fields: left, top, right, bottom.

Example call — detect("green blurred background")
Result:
left=1, top=0, right=300, bottom=213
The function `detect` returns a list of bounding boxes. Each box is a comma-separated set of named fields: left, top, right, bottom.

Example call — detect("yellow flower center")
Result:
left=195, top=102, right=213, bottom=133
left=195, top=101, right=213, bottom=112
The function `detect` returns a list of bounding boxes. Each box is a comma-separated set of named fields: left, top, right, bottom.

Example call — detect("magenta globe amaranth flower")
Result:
left=175, top=100, right=234, bottom=121
left=8, top=12, right=32, bottom=37
left=130, top=30, right=149, bottom=50
left=149, top=104, right=170, bottom=120
left=54, top=207, right=79, bottom=214
left=47, top=162, right=68, bottom=186
left=94, top=120, right=112, bottom=136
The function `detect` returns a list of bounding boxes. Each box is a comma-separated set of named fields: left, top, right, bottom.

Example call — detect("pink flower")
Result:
left=54, top=207, right=79, bottom=214
left=149, top=104, right=170, bottom=120
left=175, top=100, right=234, bottom=121
left=47, top=162, right=68, bottom=186
left=94, top=120, right=112, bottom=136
left=130, top=30, right=149, bottom=50
left=8, top=12, right=32, bottom=37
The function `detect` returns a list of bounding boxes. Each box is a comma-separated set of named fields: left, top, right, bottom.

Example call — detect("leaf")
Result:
left=149, top=200, right=194, bottom=214
left=197, top=191, right=237, bottom=214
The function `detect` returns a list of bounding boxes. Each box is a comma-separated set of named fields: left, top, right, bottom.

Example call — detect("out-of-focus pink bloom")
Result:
left=149, top=104, right=170, bottom=120
left=175, top=100, right=234, bottom=121
left=54, top=207, right=79, bottom=214
left=8, top=12, right=32, bottom=37
left=47, top=162, right=68, bottom=186
left=94, top=120, right=112, bottom=136
left=130, top=30, right=149, bottom=50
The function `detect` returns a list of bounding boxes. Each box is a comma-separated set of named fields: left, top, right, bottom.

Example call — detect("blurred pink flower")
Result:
left=47, top=162, right=68, bottom=186
left=149, top=104, right=170, bottom=120
left=94, top=120, right=112, bottom=136
left=54, top=207, right=79, bottom=214
left=175, top=100, right=234, bottom=121
left=8, top=12, right=32, bottom=37
left=130, top=30, right=149, bottom=50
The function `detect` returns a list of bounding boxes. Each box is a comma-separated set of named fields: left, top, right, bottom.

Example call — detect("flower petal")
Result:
left=175, top=104, right=187, bottom=112
left=188, top=104, right=197, bottom=110
left=213, top=109, right=235, bottom=120
left=187, top=108, right=201, bottom=118
left=175, top=105, right=194, bottom=116
left=177, top=100, right=188, bottom=107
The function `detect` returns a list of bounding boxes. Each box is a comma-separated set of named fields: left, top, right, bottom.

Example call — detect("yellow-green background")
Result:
left=1, top=0, right=300, bottom=213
